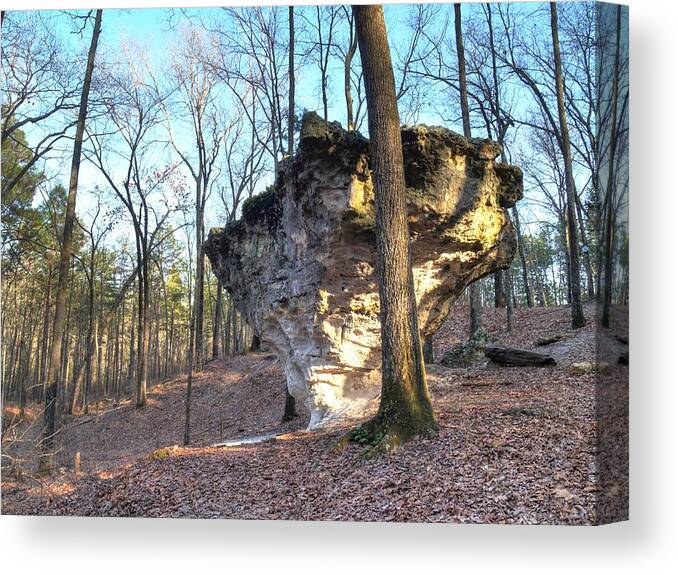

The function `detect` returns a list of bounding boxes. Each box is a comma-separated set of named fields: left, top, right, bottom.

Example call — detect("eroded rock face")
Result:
left=205, top=112, right=522, bottom=429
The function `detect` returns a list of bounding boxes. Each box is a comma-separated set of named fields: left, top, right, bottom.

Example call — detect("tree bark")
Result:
left=184, top=292, right=196, bottom=446
left=454, top=3, right=483, bottom=336
left=353, top=5, right=435, bottom=443
left=344, top=15, right=358, bottom=131
left=505, top=269, right=514, bottom=334
left=287, top=6, right=295, bottom=156
left=550, top=3, right=586, bottom=329
left=42, top=9, right=102, bottom=458
left=493, top=271, right=507, bottom=308
left=454, top=4, right=471, bottom=138
left=194, top=205, right=205, bottom=371
left=512, top=206, right=533, bottom=307
left=601, top=6, right=622, bottom=328
left=212, top=282, right=223, bottom=360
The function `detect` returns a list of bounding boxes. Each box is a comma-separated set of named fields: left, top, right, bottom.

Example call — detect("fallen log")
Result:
left=485, top=344, right=556, bottom=367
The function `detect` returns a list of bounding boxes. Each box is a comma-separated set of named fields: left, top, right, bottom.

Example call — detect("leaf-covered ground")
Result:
left=1, top=304, right=628, bottom=524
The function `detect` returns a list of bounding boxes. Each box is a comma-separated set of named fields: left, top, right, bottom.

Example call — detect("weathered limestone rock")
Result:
left=205, top=112, right=523, bottom=429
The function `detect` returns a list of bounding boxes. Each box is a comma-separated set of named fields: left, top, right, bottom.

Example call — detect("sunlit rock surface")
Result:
left=205, top=112, right=523, bottom=429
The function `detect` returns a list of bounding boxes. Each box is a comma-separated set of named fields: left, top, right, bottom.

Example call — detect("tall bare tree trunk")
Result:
left=42, top=10, right=102, bottom=461
left=575, top=194, right=596, bottom=300
left=138, top=256, right=151, bottom=404
left=288, top=6, right=295, bottom=156
left=512, top=206, right=533, bottom=307
left=212, top=282, right=223, bottom=360
left=506, top=268, right=514, bottom=333
left=39, top=265, right=53, bottom=402
left=353, top=4, right=435, bottom=444
left=550, top=3, right=586, bottom=329
left=184, top=295, right=197, bottom=446
left=344, top=15, right=358, bottom=131
left=454, top=3, right=482, bottom=337
left=601, top=5, right=622, bottom=328
left=194, top=200, right=205, bottom=371
left=494, top=272, right=507, bottom=307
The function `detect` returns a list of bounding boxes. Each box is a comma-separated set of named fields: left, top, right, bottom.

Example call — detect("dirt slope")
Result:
left=1, top=304, right=628, bottom=524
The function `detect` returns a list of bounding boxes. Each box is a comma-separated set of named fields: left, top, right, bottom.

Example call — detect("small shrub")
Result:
left=150, top=447, right=172, bottom=461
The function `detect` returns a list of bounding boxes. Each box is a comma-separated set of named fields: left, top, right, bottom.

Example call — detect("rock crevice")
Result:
left=205, top=112, right=523, bottom=428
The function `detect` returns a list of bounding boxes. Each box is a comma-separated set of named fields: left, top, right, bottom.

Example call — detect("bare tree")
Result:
left=601, top=5, right=623, bottom=328
left=288, top=6, right=295, bottom=155
left=68, top=192, right=114, bottom=413
left=1, top=12, right=80, bottom=197
left=212, top=7, right=289, bottom=173
left=394, top=3, right=441, bottom=124
left=453, top=4, right=483, bottom=338
left=334, top=6, right=367, bottom=132
left=87, top=45, right=187, bottom=410
left=300, top=5, right=340, bottom=121
left=353, top=4, right=435, bottom=446
left=550, top=2, right=585, bottom=328
left=165, top=27, right=227, bottom=374
left=338, top=7, right=359, bottom=131
left=42, top=9, right=102, bottom=464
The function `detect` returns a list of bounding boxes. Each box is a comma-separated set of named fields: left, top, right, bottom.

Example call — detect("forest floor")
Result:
left=1, top=303, right=628, bottom=524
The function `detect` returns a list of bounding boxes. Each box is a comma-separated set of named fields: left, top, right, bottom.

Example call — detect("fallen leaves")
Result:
left=1, top=304, right=628, bottom=525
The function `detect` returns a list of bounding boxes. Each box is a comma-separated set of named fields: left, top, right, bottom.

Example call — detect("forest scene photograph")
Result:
left=1, top=0, right=629, bottom=525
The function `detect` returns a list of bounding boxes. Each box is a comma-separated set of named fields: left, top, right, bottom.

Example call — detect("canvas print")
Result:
left=1, top=2, right=628, bottom=525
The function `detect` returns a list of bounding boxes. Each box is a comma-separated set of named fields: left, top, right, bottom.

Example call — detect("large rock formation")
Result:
left=205, top=112, right=522, bottom=429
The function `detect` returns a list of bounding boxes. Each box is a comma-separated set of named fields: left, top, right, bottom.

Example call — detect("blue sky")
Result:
left=5, top=3, right=624, bottom=261
left=12, top=5, right=450, bottom=235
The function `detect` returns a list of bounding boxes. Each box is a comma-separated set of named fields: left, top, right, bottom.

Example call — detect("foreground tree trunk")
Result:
left=353, top=4, right=435, bottom=445
left=550, top=3, right=586, bottom=329
left=42, top=9, right=102, bottom=460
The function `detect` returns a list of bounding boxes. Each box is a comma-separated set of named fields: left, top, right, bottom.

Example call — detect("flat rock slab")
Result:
left=485, top=344, right=556, bottom=367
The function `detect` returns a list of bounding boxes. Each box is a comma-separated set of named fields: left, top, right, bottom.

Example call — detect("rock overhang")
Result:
left=205, top=111, right=522, bottom=429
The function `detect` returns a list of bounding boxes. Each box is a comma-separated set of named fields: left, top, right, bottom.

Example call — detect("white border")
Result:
left=2, top=0, right=677, bottom=573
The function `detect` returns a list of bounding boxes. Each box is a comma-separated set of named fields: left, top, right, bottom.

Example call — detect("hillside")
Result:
left=1, top=304, right=628, bottom=524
